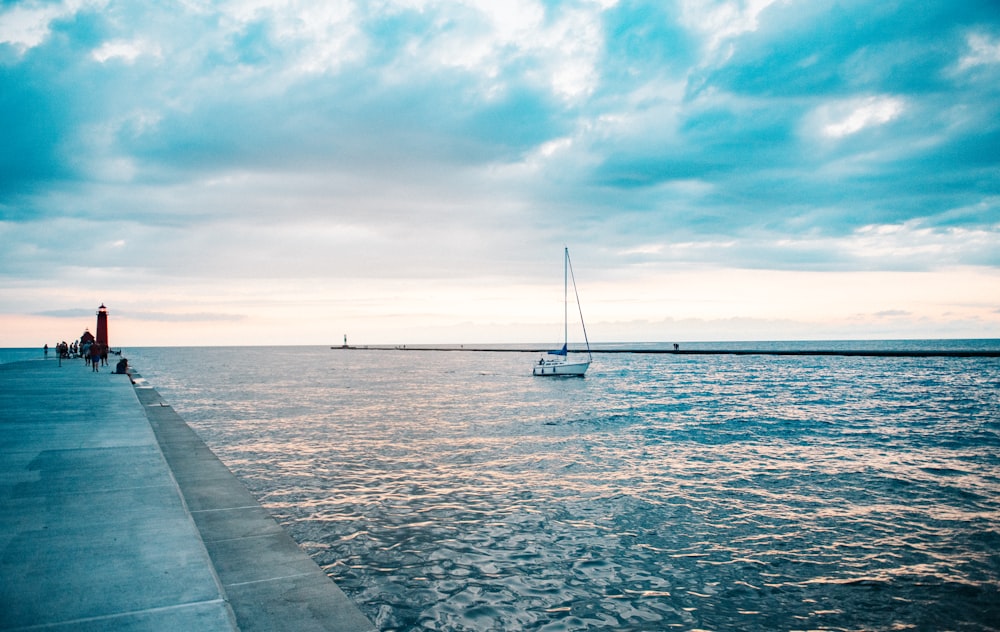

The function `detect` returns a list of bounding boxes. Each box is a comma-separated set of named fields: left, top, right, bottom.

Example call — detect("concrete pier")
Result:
left=0, top=358, right=375, bottom=632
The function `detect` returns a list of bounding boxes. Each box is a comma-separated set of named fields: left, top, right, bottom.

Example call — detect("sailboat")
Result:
left=533, top=247, right=593, bottom=377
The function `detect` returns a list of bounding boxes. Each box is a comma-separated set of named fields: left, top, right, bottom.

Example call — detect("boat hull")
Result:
left=533, top=360, right=590, bottom=376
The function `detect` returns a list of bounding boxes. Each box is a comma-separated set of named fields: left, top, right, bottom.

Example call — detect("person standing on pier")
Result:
left=90, top=342, right=101, bottom=371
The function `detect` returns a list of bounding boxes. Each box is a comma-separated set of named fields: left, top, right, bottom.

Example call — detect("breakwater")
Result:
left=334, top=345, right=1000, bottom=358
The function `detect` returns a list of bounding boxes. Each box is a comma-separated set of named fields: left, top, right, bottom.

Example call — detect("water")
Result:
left=116, top=343, right=999, bottom=631
left=0, top=348, right=49, bottom=364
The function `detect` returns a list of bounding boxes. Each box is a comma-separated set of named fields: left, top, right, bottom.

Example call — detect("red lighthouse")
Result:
left=96, top=304, right=109, bottom=348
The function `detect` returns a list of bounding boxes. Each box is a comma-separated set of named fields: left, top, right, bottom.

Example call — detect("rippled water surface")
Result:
left=125, top=344, right=1000, bottom=631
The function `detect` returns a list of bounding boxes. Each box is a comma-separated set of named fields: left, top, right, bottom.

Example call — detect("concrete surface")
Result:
left=0, top=358, right=375, bottom=632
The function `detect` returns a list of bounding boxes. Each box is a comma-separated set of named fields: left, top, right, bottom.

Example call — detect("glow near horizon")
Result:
left=0, top=0, right=998, bottom=347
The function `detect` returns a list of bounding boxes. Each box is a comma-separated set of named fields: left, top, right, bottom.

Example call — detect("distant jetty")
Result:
left=332, top=346, right=1000, bottom=358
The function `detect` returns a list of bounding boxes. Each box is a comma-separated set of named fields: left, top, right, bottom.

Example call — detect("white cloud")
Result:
left=542, top=6, right=605, bottom=98
left=679, top=0, right=784, bottom=56
left=92, top=39, right=158, bottom=63
left=813, top=95, right=905, bottom=139
left=0, top=0, right=97, bottom=51
left=845, top=222, right=999, bottom=266
left=175, top=0, right=366, bottom=76
left=618, top=243, right=665, bottom=256
left=384, top=0, right=606, bottom=99
left=958, top=32, right=1000, bottom=71
left=276, top=2, right=365, bottom=74
left=757, top=221, right=999, bottom=270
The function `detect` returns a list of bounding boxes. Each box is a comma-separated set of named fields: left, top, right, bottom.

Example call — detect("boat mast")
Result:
left=563, top=247, right=569, bottom=350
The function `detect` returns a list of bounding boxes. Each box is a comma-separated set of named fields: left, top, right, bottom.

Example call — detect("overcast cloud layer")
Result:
left=1, top=0, right=998, bottom=345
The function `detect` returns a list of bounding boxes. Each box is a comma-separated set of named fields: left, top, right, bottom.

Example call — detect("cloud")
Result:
left=91, top=38, right=156, bottom=64
left=126, top=311, right=247, bottom=323
left=0, top=0, right=97, bottom=53
left=873, top=310, right=911, bottom=318
left=33, top=308, right=95, bottom=319
left=957, top=31, right=1000, bottom=70
left=31, top=307, right=245, bottom=324
left=817, top=95, right=905, bottom=139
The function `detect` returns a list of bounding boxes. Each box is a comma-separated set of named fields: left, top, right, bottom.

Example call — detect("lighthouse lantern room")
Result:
left=96, top=304, right=109, bottom=348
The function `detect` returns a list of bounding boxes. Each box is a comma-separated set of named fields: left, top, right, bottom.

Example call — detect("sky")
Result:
left=1, top=0, right=998, bottom=347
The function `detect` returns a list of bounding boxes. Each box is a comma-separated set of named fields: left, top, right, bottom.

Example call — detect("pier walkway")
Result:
left=0, top=358, right=374, bottom=632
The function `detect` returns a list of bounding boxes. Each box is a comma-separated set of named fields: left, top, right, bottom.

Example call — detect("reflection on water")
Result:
left=127, top=345, right=1000, bottom=631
